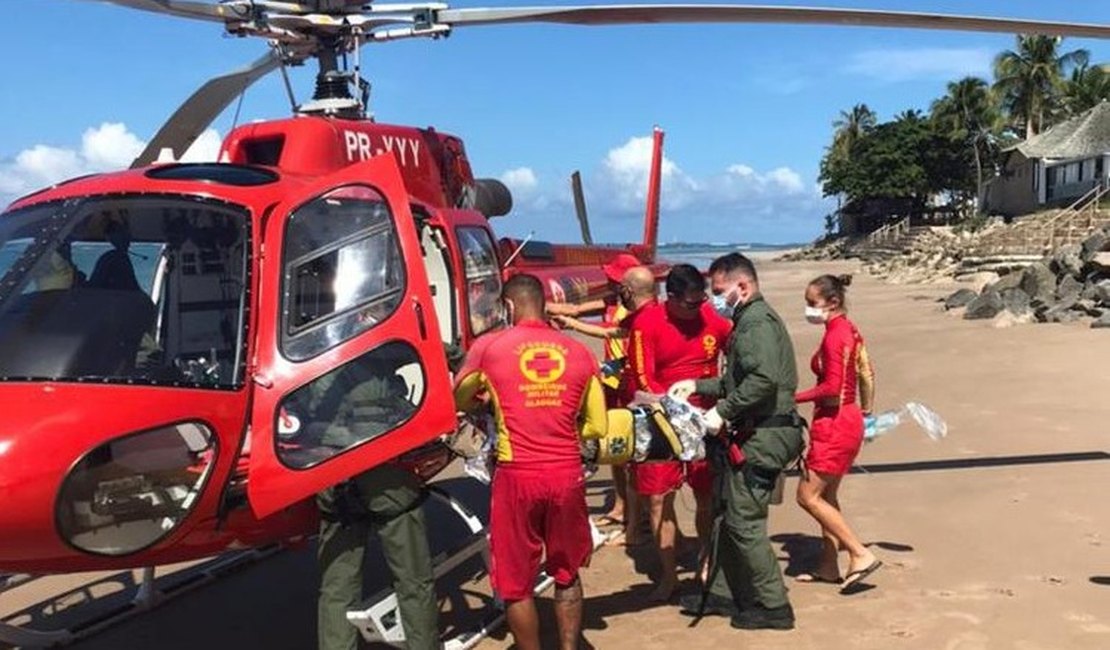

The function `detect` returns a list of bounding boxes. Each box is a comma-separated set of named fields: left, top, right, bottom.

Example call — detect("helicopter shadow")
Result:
left=6, top=476, right=499, bottom=650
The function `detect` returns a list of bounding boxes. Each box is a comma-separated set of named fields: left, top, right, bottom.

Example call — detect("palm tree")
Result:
left=1062, top=63, right=1110, bottom=116
left=993, top=35, right=1089, bottom=138
left=930, top=77, right=1000, bottom=205
left=894, top=109, right=924, bottom=124
left=831, top=103, right=877, bottom=161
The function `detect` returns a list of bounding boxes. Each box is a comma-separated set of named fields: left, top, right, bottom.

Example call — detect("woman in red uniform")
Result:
left=794, top=274, right=881, bottom=592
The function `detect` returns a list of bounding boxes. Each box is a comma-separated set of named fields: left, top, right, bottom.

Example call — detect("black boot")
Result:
left=730, top=603, right=795, bottom=630
left=678, top=592, right=738, bottom=618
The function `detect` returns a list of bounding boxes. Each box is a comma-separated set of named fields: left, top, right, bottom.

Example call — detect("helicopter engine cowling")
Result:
left=473, top=178, right=512, bottom=218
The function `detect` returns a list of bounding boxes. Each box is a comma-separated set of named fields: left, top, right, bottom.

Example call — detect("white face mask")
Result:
left=804, top=305, right=827, bottom=325
left=711, top=283, right=742, bottom=318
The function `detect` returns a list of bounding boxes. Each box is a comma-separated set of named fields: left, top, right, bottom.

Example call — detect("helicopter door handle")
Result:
left=253, top=374, right=274, bottom=389
left=413, top=299, right=428, bottom=341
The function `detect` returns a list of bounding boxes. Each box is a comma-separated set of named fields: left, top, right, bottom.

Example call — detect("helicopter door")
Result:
left=247, top=157, right=456, bottom=518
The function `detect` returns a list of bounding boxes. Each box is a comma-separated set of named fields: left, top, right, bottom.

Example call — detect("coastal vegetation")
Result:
left=819, top=36, right=1109, bottom=222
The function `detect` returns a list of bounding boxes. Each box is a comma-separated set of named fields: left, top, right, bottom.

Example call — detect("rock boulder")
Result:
left=944, top=288, right=979, bottom=310
left=964, top=289, right=1004, bottom=320
left=1020, top=262, right=1057, bottom=305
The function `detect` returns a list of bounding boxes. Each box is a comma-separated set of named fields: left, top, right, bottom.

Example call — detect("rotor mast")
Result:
left=298, top=34, right=368, bottom=119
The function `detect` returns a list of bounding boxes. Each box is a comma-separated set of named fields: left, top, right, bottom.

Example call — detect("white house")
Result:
left=983, top=101, right=1110, bottom=217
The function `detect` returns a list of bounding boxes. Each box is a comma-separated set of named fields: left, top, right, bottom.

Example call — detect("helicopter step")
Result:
left=347, top=480, right=617, bottom=649
left=0, top=547, right=282, bottom=648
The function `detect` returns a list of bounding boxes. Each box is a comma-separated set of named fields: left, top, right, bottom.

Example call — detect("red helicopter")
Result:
left=0, top=0, right=1106, bottom=644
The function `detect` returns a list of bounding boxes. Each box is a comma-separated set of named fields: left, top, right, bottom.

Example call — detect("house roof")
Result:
left=1008, top=100, right=1110, bottom=159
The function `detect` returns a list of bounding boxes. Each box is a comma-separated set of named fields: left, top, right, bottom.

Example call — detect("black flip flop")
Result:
left=840, top=560, right=883, bottom=593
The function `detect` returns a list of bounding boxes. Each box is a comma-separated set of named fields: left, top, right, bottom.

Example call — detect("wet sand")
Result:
left=5, top=257, right=1110, bottom=649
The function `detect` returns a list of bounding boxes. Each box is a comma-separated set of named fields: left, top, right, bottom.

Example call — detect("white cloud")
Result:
left=598, top=136, right=698, bottom=212
left=500, top=167, right=538, bottom=193
left=844, top=47, right=993, bottom=82
left=496, top=136, right=834, bottom=244
left=180, top=129, right=223, bottom=163
left=81, top=123, right=145, bottom=169
left=0, top=123, right=221, bottom=205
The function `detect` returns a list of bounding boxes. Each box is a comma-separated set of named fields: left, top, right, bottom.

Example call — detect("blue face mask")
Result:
left=712, top=283, right=743, bottom=318
left=710, top=293, right=733, bottom=318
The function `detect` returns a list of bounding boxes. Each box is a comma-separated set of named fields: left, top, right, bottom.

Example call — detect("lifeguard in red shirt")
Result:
left=627, top=264, right=732, bottom=601
left=554, top=265, right=658, bottom=547
left=455, top=274, right=606, bottom=650
left=794, top=274, right=882, bottom=592
left=547, top=252, right=642, bottom=531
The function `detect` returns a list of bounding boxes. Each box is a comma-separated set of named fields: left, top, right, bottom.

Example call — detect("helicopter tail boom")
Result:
left=642, top=126, right=663, bottom=262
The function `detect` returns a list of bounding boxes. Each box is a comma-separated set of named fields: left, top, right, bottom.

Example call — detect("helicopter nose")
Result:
left=0, top=434, right=66, bottom=569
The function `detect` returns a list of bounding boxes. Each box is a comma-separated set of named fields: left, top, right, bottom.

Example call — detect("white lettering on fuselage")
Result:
left=342, top=129, right=421, bottom=168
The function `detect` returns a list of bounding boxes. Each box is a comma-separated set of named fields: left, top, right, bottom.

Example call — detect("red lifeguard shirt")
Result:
left=613, top=299, right=657, bottom=404
left=628, top=302, right=733, bottom=408
left=795, top=314, right=875, bottom=415
left=454, top=319, right=607, bottom=471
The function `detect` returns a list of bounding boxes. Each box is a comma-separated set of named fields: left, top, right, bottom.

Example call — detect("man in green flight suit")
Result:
left=669, top=252, right=805, bottom=631
left=312, top=360, right=441, bottom=650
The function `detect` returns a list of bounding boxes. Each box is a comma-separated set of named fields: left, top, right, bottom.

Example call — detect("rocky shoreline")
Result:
left=782, top=225, right=1110, bottom=329
left=944, top=229, right=1110, bottom=328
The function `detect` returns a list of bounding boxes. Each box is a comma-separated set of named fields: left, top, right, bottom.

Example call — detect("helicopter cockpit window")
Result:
left=281, top=186, right=404, bottom=361
left=456, top=226, right=503, bottom=336
left=0, top=196, right=249, bottom=388
left=275, top=342, right=424, bottom=469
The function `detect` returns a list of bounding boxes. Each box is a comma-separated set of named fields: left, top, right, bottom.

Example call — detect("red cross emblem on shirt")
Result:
left=519, top=346, right=567, bottom=384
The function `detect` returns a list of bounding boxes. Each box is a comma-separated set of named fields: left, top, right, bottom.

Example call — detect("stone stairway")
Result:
left=970, top=186, right=1110, bottom=257
left=849, top=223, right=935, bottom=260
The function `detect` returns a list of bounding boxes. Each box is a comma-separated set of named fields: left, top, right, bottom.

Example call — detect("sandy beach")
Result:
left=5, top=256, right=1110, bottom=649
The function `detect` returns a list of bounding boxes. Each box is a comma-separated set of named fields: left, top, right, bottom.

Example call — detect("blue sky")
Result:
left=1, top=1, right=1109, bottom=243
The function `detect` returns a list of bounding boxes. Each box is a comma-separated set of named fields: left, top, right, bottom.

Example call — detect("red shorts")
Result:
left=489, top=466, right=591, bottom=600
left=684, top=459, right=713, bottom=497
left=633, top=460, right=712, bottom=496
left=806, top=404, right=864, bottom=476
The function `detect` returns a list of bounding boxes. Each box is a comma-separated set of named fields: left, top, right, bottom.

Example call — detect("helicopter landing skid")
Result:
left=0, top=547, right=282, bottom=648
left=347, top=481, right=618, bottom=649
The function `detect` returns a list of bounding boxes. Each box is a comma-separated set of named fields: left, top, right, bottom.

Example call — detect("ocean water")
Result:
left=656, top=243, right=799, bottom=269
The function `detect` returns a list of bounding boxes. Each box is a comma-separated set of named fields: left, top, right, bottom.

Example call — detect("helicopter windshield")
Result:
left=0, top=195, right=250, bottom=388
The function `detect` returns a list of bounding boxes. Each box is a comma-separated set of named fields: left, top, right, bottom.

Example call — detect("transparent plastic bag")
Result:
left=628, top=391, right=710, bottom=461
left=863, top=401, right=947, bottom=443
left=462, top=413, right=498, bottom=484
left=659, top=394, right=708, bottom=461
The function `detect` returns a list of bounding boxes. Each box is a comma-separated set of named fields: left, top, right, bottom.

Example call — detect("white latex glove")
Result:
left=702, top=407, right=724, bottom=433
left=668, top=379, right=697, bottom=401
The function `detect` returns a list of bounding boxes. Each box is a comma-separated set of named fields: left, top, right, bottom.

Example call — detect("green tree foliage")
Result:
left=993, top=35, right=1088, bottom=138
left=830, top=104, right=877, bottom=162
left=930, top=76, right=1002, bottom=205
left=1063, top=64, right=1110, bottom=116
left=820, top=36, right=1105, bottom=224
left=819, top=111, right=970, bottom=205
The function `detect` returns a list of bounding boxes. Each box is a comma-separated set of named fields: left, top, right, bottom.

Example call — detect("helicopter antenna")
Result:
left=502, top=231, right=535, bottom=269
left=352, top=25, right=373, bottom=119
left=229, top=87, right=246, bottom=134
left=276, top=46, right=299, bottom=114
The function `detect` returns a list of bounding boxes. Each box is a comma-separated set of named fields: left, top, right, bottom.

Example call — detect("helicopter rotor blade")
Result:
left=436, top=5, right=1110, bottom=39
left=570, top=171, right=593, bottom=245
left=77, top=0, right=231, bottom=22
left=132, top=50, right=283, bottom=168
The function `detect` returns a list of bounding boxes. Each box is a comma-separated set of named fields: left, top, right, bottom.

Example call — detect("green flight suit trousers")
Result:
left=317, top=464, right=438, bottom=650
left=708, top=426, right=804, bottom=610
